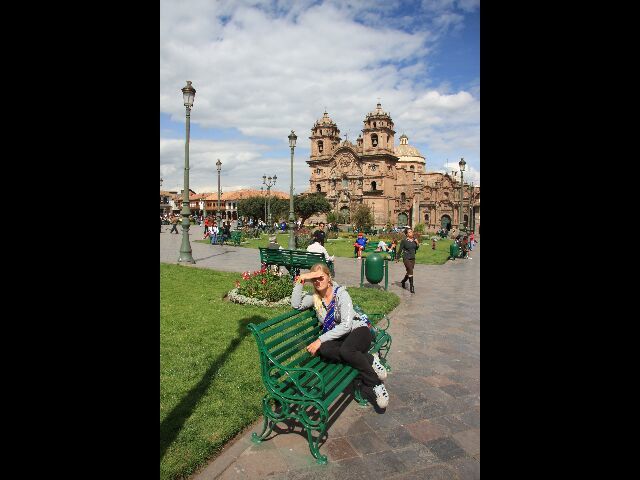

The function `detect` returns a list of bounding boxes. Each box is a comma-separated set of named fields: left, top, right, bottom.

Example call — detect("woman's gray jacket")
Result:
left=291, top=282, right=369, bottom=343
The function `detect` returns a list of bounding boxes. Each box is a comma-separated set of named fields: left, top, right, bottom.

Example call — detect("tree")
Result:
left=352, top=203, right=373, bottom=231
left=326, top=212, right=339, bottom=224
left=238, top=196, right=268, bottom=221
left=269, top=198, right=290, bottom=223
left=294, top=193, right=332, bottom=227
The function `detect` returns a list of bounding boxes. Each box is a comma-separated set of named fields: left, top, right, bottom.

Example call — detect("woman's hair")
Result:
left=309, top=263, right=332, bottom=312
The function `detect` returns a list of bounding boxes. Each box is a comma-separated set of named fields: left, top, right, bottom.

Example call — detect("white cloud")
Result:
left=160, top=0, right=480, bottom=191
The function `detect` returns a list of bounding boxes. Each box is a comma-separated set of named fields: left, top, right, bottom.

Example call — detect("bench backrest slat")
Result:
left=262, top=314, right=317, bottom=341
left=264, top=317, right=318, bottom=350
left=272, top=328, right=320, bottom=362
left=259, top=248, right=327, bottom=267
left=250, top=308, right=315, bottom=334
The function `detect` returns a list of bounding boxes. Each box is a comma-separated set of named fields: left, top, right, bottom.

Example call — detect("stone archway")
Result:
left=441, top=214, right=451, bottom=230
left=339, top=206, right=350, bottom=224
left=398, top=212, right=408, bottom=227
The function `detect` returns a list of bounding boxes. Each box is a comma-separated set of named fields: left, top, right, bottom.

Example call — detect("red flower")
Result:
left=261, top=278, right=267, bottom=285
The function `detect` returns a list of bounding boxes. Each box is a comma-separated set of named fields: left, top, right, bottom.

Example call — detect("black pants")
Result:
left=318, top=326, right=378, bottom=387
left=170, top=224, right=179, bottom=233
left=403, top=257, right=415, bottom=276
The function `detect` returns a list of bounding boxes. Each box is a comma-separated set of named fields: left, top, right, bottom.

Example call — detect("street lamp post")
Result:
left=468, top=181, right=473, bottom=233
left=458, top=157, right=466, bottom=233
left=216, top=159, right=222, bottom=223
left=263, top=174, right=277, bottom=228
left=261, top=186, right=267, bottom=223
left=288, top=130, right=297, bottom=250
left=178, top=80, right=196, bottom=264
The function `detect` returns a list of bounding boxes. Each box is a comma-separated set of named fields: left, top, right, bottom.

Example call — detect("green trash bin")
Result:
left=365, top=253, right=384, bottom=284
left=449, top=242, right=460, bottom=259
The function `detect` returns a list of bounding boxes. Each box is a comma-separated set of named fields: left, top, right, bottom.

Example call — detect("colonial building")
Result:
left=306, top=104, right=479, bottom=231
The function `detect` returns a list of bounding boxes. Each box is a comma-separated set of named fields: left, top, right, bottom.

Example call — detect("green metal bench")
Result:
left=259, top=247, right=335, bottom=278
left=230, top=230, right=242, bottom=246
left=357, top=242, right=395, bottom=260
left=248, top=308, right=392, bottom=464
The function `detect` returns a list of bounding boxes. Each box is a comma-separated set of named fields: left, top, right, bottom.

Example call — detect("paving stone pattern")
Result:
left=160, top=230, right=480, bottom=479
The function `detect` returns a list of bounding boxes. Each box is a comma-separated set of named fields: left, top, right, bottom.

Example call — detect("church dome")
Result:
left=366, top=102, right=391, bottom=119
left=395, top=134, right=425, bottom=164
left=316, top=110, right=336, bottom=126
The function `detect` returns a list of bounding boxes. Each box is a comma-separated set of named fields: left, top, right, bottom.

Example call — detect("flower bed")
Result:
left=229, top=267, right=292, bottom=305
left=227, top=288, right=291, bottom=307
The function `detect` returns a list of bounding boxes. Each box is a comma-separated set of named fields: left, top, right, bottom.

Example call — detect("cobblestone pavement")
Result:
left=160, top=229, right=480, bottom=479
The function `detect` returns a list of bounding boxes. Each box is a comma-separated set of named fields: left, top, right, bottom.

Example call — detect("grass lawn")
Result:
left=196, top=233, right=452, bottom=265
left=160, top=263, right=400, bottom=480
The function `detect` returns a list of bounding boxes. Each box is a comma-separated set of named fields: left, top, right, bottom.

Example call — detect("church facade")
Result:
left=305, top=103, right=480, bottom=231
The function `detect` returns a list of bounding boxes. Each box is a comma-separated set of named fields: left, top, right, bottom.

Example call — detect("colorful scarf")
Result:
left=321, top=286, right=341, bottom=334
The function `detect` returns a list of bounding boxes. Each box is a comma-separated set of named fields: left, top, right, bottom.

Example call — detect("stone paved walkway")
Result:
left=160, top=229, right=480, bottom=479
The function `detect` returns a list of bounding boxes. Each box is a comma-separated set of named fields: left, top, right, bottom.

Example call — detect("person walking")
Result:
left=399, top=228, right=419, bottom=293
left=292, top=264, right=389, bottom=408
left=169, top=214, right=179, bottom=234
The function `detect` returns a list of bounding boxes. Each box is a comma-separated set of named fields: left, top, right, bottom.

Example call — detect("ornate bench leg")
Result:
left=353, top=381, right=369, bottom=407
left=251, top=395, right=285, bottom=443
left=298, top=404, right=329, bottom=464
left=306, top=426, right=328, bottom=465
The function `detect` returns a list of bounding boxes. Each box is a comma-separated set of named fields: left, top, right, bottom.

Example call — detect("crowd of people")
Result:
left=453, top=231, right=476, bottom=259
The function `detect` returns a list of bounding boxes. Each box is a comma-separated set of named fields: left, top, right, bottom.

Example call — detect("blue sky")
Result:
left=160, top=0, right=480, bottom=194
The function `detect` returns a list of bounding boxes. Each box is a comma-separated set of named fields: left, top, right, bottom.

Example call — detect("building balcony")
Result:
left=363, top=189, right=384, bottom=195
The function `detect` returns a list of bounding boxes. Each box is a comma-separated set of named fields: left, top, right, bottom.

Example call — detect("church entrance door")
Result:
left=441, top=215, right=451, bottom=230
left=339, top=206, right=350, bottom=224
left=398, top=213, right=408, bottom=227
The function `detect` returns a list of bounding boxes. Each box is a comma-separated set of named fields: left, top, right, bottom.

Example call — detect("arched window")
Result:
left=401, top=192, right=406, bottom=203
left=342, top=177, right=348, bottom=189
left=318, top=140, right=324, bottom=153
left=316, top=184, right=322, bottom=192
left=373, top=122, right=376, bottom=128
left=371, top=134, right=378, bottom=147
left=371, top=181, right=377, bottom=191
left=410, top=165, right=415, bottom=171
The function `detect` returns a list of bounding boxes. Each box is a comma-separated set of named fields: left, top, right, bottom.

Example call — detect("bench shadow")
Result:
left=160, top=314, right=266, bottom=461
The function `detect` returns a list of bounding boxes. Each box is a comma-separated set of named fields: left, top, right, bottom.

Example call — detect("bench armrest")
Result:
left=264, top=355, right=326, bottom=400
left=367, top=313, right=391, bottom=332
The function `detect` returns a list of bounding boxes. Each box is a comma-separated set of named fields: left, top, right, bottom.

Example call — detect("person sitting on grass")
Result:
left=292, top=264, right=389, bottom=409
left=353, top=232, right=367, bottom=259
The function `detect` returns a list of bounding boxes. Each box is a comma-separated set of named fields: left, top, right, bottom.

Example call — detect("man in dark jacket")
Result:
left=313, top=222, right=327, bottom=246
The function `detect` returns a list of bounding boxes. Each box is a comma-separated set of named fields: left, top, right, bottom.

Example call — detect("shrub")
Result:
left=295, top=227, right=313, bottom=249
left=377, top=232, right=404, bottom=243
left=326, top=230, right=338, bottom=240
left=234, top=267, right=292, bottom=303
left=295, top=234, right=314, bottom=249
left=413, top=223, right=426, bottom=234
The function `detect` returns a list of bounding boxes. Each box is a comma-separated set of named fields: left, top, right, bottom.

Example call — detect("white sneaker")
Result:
left=371, top=353, right=387, bottom=380
left=373, top=384, right=389, bottom=408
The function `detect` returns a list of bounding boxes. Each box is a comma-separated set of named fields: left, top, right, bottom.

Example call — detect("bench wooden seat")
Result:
left=248, top=308, right=392, bottom=464
left=259, top=248, right=334, bottom=278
